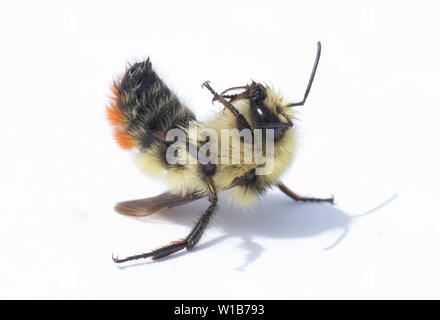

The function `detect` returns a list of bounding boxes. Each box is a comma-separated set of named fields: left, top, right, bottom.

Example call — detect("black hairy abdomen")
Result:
left=118, top=60, right=196, bottom=150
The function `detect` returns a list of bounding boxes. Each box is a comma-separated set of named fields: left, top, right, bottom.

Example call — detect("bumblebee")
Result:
left=107, top=42, right=333, bottom=263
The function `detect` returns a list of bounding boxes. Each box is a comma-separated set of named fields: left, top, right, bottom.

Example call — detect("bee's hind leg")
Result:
left=112, top=181, right=218, bottom=263
left=277, top=182, right=334, bottom=204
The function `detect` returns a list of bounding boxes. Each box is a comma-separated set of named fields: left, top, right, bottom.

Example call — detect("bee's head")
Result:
left=119, top=59, right=153, bottom=101
left=244, top=81, right=267, bottom=102
left=229, top=81, right=295, bottom=131
left=232, top=42, right=321, bottom=132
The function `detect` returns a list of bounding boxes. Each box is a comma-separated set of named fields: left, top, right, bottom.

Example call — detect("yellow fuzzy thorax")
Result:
left=135, top=86, right=298, bottom=207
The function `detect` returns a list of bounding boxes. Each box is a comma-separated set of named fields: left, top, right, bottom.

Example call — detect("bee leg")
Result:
left=202, top=81, right=252, bottom=131
left=219, top=86, right=249, bottom=101
left=185, top=192, right=217, bottom=250
left=201, top=80, right=221, bottom=100
left=113, top=182, right=218, bottom=263
left=277, top=182, right=334, bottom=204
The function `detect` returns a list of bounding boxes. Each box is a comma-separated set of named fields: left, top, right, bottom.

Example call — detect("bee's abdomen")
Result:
left=107, top=59, right=195, bottom=151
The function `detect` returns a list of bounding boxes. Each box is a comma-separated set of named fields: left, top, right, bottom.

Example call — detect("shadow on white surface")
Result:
left=116, top=193, right=397, bottom=270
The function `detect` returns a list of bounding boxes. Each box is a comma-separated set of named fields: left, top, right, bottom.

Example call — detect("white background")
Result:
left=1, top=0, right=439, bottom=299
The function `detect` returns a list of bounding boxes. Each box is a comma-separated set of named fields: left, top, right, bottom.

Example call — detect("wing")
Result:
left=114, top=192, right=204, bottom=217
left=114, top=171, right=260, bottom=217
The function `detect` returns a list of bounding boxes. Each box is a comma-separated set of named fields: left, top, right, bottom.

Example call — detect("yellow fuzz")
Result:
left=135, top=86, right=298, bottom=207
